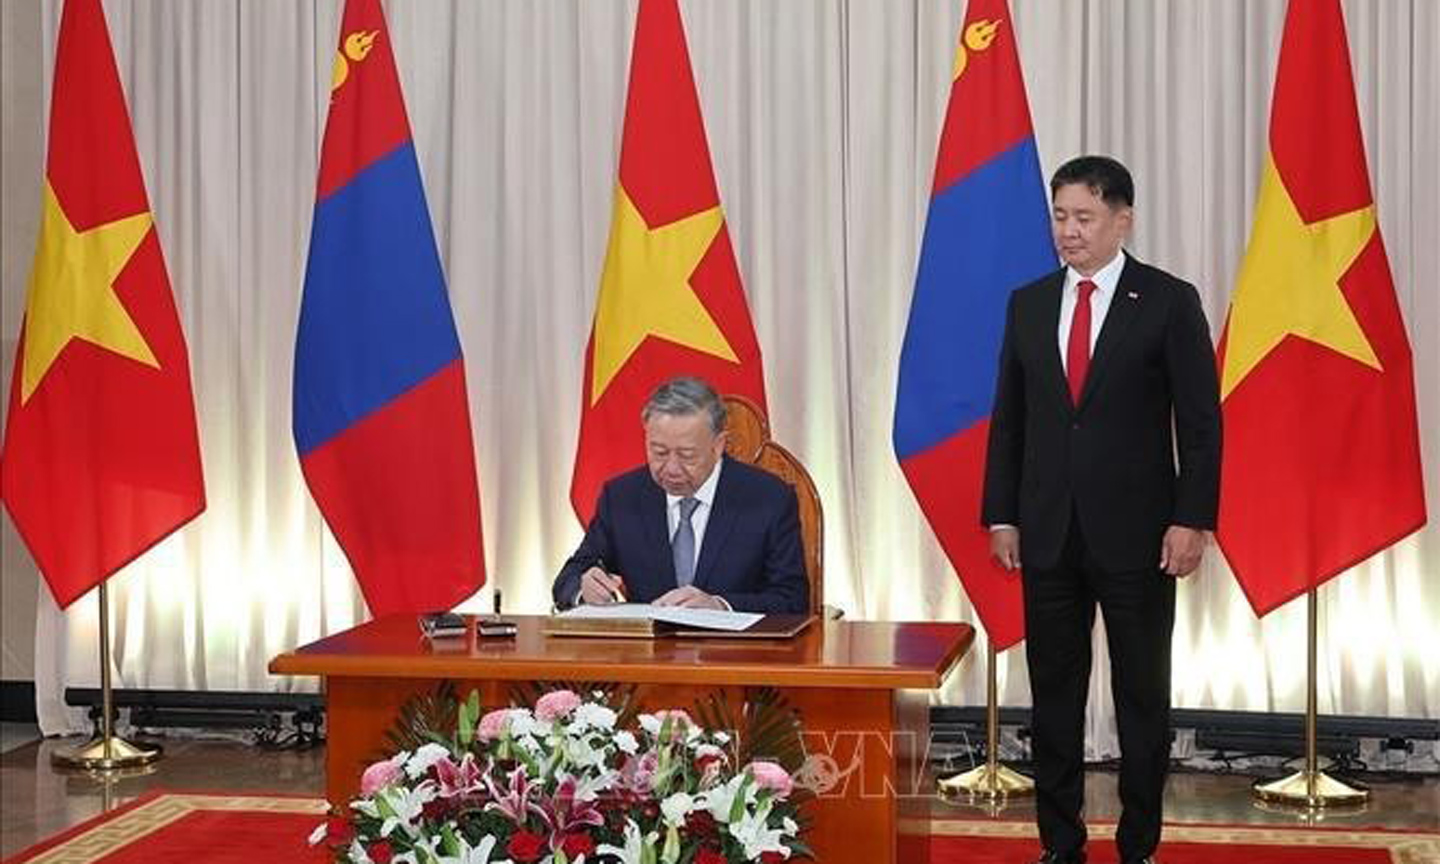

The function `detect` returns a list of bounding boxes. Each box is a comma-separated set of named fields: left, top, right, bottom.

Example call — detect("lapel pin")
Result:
left=1127, top=291, right=1139, bottom=299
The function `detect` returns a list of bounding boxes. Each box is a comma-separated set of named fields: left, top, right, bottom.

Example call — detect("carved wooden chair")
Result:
left=721, top=395, right=835, bottom=618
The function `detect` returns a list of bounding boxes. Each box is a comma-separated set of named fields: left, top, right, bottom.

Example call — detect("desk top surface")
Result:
left=269, top=614, right=973, bottom=690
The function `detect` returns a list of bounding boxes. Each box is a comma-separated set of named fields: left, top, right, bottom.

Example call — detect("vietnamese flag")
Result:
left=0, top=0, right=205, bottom=608
left=1215, top=0, right=1426, bottom=616
left=569, top=0, right=767, bottom=523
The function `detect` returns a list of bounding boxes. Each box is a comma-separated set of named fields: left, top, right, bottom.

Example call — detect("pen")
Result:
left=598, top=557, right=626, bottom=604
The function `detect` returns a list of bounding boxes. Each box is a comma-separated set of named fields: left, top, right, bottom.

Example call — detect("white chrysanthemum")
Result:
left=405, top=742, right=452, bottom=778
left=713, top=731, right=731, bottom=744
left=572, top=702, right=618, bottom=732
left=506, top=709, right=544, bottom=739
left=637, top=714, right=662, bottom=737
left=612, top=730, right=639, bottom=755
left=660, top=791, right=696, bottom=827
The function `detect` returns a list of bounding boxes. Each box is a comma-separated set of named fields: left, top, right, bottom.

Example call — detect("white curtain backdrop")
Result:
left=1, top=1, right=1436, bottom=755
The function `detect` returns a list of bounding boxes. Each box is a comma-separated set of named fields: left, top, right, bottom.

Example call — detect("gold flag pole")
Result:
left=939, top=640, right=1034, bottom=800
left=1253, top=587, right=1366, bottom=808
left=51, top=583, right=163, bottom=771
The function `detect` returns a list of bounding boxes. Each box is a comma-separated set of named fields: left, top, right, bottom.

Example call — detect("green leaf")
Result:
left=457, top=689, right=481, bottom=747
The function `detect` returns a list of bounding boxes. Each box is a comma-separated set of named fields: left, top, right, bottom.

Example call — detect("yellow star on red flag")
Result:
left=1221, top=157, right=1378, bottom=399
left=589, top=185, right=736, bottom=404
left=20, top=180, right=157, bottom=402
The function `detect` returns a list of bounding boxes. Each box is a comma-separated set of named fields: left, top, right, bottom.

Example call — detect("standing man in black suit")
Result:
left=554, top=377, right=809, bottom=614
left=982, top=156, right=1222, bottom=864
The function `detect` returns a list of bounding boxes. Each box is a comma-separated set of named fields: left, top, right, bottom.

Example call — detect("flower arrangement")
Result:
left=316, top=684, right=812, bottom=864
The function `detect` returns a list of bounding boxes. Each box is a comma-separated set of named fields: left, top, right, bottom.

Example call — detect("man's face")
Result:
left=645, top=411, right=726, bottom=497
left=1051, top=182, right=1132, bottom=276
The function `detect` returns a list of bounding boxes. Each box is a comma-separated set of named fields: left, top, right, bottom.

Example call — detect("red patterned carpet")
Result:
left=2, top=793, right=330, bottom=864
left=5, top=793, right=1438, bottom=863
left=913, top=815, right=1440, bottom=863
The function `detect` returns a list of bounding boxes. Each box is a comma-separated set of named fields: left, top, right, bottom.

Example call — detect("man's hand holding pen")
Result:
left=579, top=564, right=627, bottom=605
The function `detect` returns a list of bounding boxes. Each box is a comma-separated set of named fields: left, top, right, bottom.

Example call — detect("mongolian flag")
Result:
left=1216, top=0, right=1425, bottom=616
left=569, top=0, right=767, bottom=524
left=294, top=0, right=485, bottom=616
left=892, top=0, right=1055, bottom=649
left=0, top=0, right=205, bottom=609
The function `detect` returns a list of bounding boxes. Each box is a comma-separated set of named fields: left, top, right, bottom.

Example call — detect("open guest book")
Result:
left=545, top=603, right=815, bottom=639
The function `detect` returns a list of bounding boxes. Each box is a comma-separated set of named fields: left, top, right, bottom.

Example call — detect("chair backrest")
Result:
left=721, top=395, right=823, bottom=615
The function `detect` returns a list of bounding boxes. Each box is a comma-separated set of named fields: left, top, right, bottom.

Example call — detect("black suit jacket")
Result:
left=553, top=456, right=809, bottom=613
left=981, top=254, right=1222, bottom=572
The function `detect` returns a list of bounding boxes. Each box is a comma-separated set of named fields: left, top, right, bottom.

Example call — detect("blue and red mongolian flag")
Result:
left=893, top=0, right=1054, bottom=649
left=294, top=0, right=484, bottom=616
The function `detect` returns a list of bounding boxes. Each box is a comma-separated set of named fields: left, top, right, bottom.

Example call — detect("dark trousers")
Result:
left=1022, top=514, right=1176, bottom=862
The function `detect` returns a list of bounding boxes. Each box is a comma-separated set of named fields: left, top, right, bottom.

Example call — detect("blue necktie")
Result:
left=673, top=497, right=700, bottom=587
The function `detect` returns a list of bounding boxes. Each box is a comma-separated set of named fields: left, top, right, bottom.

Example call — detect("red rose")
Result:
left=559, top=832, right=596, bottom=859
left=367, top=840, right=393, bottom=864
left=695, top=848, right=728, bottom=864
left=507, top=830, right=547, bottom=863
left=684, top=809, right=720, bottom=840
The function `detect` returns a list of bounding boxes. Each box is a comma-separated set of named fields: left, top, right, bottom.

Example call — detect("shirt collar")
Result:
left=667, top=456, right=723, bottom=510
left=1065, top=249, right=1127, bottom=297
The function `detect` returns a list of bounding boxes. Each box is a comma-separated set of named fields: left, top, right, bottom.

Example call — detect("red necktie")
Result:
left=1066, top=279, right=1097, bottom=405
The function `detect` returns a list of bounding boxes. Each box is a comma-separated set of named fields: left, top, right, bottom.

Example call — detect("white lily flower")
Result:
left=378, top=780, right=439, bottom=838
left=435, top=834, right=513, bottom=864
left=700, top=773, right=754, bottom=823
left=347, top=839, right=374, bottom=864
left=308, top=821, right=329, bottom=846
left=728, top=803, right=789, bottom=860
left=596, top=819, right=658, bottom=864
left=637, top=714, right=661, bottom=737
left=406, top=742, right=453, bottom=778
left=572, top=769, right=618, bottom=803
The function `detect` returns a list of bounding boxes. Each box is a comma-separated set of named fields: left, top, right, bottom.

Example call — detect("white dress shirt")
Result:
left=666, top=457, right=722, bottom=572
left=1057, top=250, right=1127, bottom=370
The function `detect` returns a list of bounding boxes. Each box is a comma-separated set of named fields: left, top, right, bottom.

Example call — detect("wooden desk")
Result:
left=270, top=615, right=972, bottom=863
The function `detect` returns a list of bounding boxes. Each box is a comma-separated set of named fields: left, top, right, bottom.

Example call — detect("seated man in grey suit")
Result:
left=554, top=377, right=809, bottom=614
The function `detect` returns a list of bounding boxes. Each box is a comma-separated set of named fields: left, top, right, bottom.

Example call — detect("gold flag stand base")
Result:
left=51, top=583, right=165, bottom=776
left=939, top=761, right=1035, bottom=800
left=1253, top=769, right=1368, bottom=809
left=1251, top=588, right=1367, bottom=812
left=51, top=736, right=163, bottom=772
left=936, top=642, right=1034, bottom=805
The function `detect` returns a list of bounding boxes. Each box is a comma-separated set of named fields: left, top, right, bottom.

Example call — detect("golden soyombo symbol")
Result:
left=953, top=18, right=1001, bottom=80
left=331, top=30, right=380, bottom=93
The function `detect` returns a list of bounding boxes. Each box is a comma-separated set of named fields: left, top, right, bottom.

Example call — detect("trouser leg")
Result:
left=1095, top=563, right=1176, bottom=862
left=1022, top=521, right=1095, bottom=858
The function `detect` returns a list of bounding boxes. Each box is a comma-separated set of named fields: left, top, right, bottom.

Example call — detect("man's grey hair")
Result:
left=641, top=377, right=727, bottom=436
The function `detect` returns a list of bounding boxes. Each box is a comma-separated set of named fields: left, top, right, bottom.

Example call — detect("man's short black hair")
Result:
left=1050, top=155, right=1134, bottom=208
